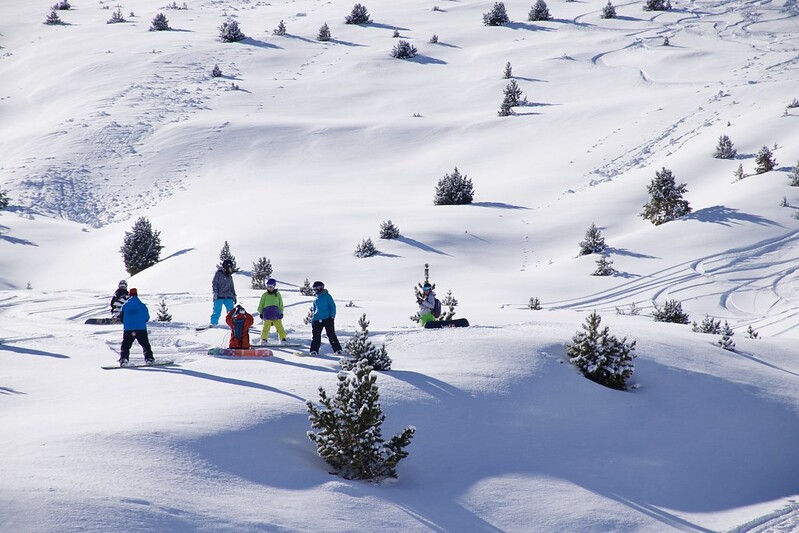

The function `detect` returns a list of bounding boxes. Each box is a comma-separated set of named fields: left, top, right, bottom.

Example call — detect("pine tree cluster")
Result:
left=692, top=315, right=721, bottom=334
left=306, top=360, right=415, bottom=480
left=354, top=237, right=379, bottom=258
left=434, top=167, right=474, bottom=205
left=108, top=9, right=126, bottom=23
left=566, top=311, right=637, bottom=391
left=274, top=20, right=287, bottom=36
left=643, top=0, right=671, bottom=10
left=652, top=299, right=690, bottom=324
left=600, top=1, right=616, bottom=19
left=341, top=314, right=392, bottom=371
left=713, top=135, right=737, bottom=159
left=528, top=0, right=552, bottom=21
left=379, top=220, right=401, bottom=239
left=0, top=191, right=10, bottom=210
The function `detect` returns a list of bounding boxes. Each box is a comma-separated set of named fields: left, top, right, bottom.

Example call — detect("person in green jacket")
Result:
left=257, top=278, right=287, bottom=345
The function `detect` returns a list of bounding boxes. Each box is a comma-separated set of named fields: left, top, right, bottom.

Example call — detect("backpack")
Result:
left=432, top=298, right=442, bottom=318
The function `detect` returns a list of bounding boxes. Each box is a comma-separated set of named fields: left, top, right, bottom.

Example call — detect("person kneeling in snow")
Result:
left=118, top=288, right=154, bottom=366
left=226, top=305, right=254, bottom=349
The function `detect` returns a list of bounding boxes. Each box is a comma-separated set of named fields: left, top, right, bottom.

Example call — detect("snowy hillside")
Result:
left=2, top=0, right=799, bottom=530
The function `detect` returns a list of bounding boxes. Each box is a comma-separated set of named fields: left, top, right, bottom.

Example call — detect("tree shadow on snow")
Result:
left=328, top=38, right=367, bottom=47
left=606, top=247, right=656, bottom=259
left=146, top=366, right=306, bottom=400
left=363, top=22, right=410, bottom=31
left=685, top=205, right=780, bottom=227
left=160, top=247, right=194, bottom=262
left=0, top=344, right=69, bottom=359
left=406, top=55, right=447, bottom=65
left=0, top=233, right=38, bottom=246
left=239, top=37, right=281, bottom=49
left=470, top=201, right=529, bottom=210
left=396, top=236, right=451, bottom=256
left=506, top=22, right=556, bottom=32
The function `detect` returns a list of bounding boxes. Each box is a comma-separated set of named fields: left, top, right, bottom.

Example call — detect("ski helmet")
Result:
left=423, top=283, right=432, bottom=291
left=266, top=278, right=277, bottom=288
left=118, top=280, right=128, bottom=288
left=222, top=259, right=233, bottom=269
left=312, top=280, right=325, bottom=291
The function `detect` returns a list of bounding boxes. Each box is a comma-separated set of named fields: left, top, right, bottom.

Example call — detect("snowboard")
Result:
left=424, top=318, right=470, bottom=329
left=101, top=359, right=175, bottom=370
left=86, top=317, right=120, bottom=325
left=208, top=347, right=274, bottom=357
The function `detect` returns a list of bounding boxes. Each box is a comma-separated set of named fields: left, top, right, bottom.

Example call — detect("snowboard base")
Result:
left=424, top=318, right=470, bottom=329
left=86, top=318, right=120, bottom=325
left=102, top=359, right=175, bottom=370
left=208, top=347, right=274, bottom=357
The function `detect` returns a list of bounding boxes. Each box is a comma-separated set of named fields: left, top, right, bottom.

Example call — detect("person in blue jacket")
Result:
left=118, top=287, right=154, bottom=366
left=309, top=280, right=342, bottom=356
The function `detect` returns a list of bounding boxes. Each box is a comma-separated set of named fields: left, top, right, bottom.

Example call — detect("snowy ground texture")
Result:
left=2, top=0, right=799, bottom=531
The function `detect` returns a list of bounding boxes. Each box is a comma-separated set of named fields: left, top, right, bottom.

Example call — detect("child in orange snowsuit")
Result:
left=225, top=305, right=254, bottom=349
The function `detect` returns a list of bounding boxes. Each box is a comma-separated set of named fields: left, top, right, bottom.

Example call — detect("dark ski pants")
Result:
left=120, top=329, right=153, bottom=361
left=311, top=318, right=341, bottom=354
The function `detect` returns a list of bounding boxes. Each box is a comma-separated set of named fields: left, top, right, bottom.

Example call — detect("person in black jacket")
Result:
left=110, top=280, right=129, bottom=321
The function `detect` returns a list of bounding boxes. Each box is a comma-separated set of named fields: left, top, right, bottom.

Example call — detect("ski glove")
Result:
left=213, top=292, right=218, bottom=300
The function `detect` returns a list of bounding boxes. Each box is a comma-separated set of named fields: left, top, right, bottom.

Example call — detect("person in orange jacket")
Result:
left=225, top=304, right=254, bottom=349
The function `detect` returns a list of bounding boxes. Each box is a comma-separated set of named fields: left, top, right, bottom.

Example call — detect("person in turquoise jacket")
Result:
left=257, top=278, right=287, bottom=345
left=118, top=288, right=154, bottom=366
left=309, top=280, right=342, bottom=356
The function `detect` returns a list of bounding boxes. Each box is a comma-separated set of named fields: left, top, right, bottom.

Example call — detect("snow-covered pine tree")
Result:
left=780, top=196, right=789, bottom=208
left=717, top=321, right=735, bottom=351
left=592, top=255, right=616, bottom=276
left=391, top=40, right=418, bottom=59
left=45, top=9, right=62, bottom=25
left=108, top=9, right=126, bottom=23
left=156, top=298, right=172, bottom=322
left=341, top=314, right=392, bottom=371
left=528, top=0, right=552, bottom=21
left=0, top=191, right=9, bottom=210
left=641, top=167, right=692, bottom=225
left=566, top=311, right=637, bottom=391
left=392, top=30, right=400, bottom=38
left=733, top=163, right=745, bottom=181
left=692, top=315, right=721, bottom=334
left=429, top=34, right=439, bottom=44
left=434, top=167, right=474, bottom=205
left=300, top=278, right=315, bottom=296
left=306, top=360, right=415, bottom=480
left=643, top=0, right=671, bottom=10
left=150, top=13, right=170, bottom=31
left=600, top=1, right=616, bottom=19
left=713, top=134, right=737, bottom=159
left=354, top=238, right=379, bottom=258
left=503, top=79, right=525, bottom=107
left=54, top=0, right=71, bottom=9
left=578, top=222, right=607, bottom=255
left=251, top=257, right=272, bottom=289
left=755, top=145, right=777, bottom=174
left=303, top=304, right=314, bottom=325
left=652, top=299, right=690, bottom=324
left=379, top=220, right=401, bottom=239
left=273, top=20, right=287, bottom=36
left=440, top=290, right=458, bottom=320
left=345, top=3, right=372, bottom=24
left=218, top=241, right=238, bottom=271
left=498, top=96, right=514, bottom=117
left=528, top=297, right=542, bottom=310
left=219, top=19, right=245, bottom=42
left=483, top=2, right=510, bottom=26
left=120, top=217, right=163, bottom=275
left=789, top=160, right=799, bottom=186
left=745, top=325, right=759, bottom=339
left=503, top=61, right=513, bottom=79
left=317, top=23, right=331, bottom=41
left=212, top=64, right=222, bottom=77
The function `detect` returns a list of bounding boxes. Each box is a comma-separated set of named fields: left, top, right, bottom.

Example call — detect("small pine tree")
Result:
left=211, top=64, right=222, bottom=77
left=156, top=298, right=172, bottom=322
left=528, top=297, right=542, bottom=310
left=643, top=0, right=671, bottom=10
left=528, top=0, right=552, bottom=21
left=745, top=325, right=759, bottom=339
left=317, top=23, right=331, bottom=41
left=600, top=1, right=616, bottom=19
left=641, top=167, right=692, bottom=225
left=392, top=30, right=400, bottom=38
left=733, top=163, right=745, bottom=181
left=251, top=257, right=273, bottom=289
left=354, top=238, right=379, bottom=258
left=150, top=13, right=170, bottom=31
left=273, top=20, right=287, bottom=36
left=303, top=304, right=314, bottom=325
left=615, top=302, right=640, bottom=316
left=498, top=96, right=514, bottom=117
left=717, top=321, right=735, bottom=351
left=755, top=146, right=777, bottom=174
left=218, top=241, right=238, bottom=271
left=566, top=311, right=637, bottom=391
left=120, top=217, right=164, bottom=275
left=503, top=61, right=513, bottom=79
left=434, top=167, right=474, bottom=205
left=592, top=255, right=616, bottom=276
left=108, top=9, right=126, bottom=23
left=578, top=223, right=607, bottom=255
left=45, top=9, right=62, bottom=25
left=345, top=3, right=372, bottom=24
left=379, top=220, right=401, bottom=239
left=391, top=40, right=418, bottom=59
left=300, top=278, right=315, bottom=296
left=503, top=79, right=525, bottom=107
left=0, top=191, right=10, bottom=210
left=713, top=135, right=737, bottom=159
left=483, top=2, right=510, bottom=26
left=429, top=34, right=439, bottom=44
left=440, top=290, right=458, bottom=321
left=780, top=196, right=789, bottom=207
left=54, top=0, right=71, bottom=9
left=306, top=360, right=415, bottom=480
left=788, top=160, right=799, bottom=186
left=219, top=19, right=245, bottom=42
left=652, top=299, right=690, bottom=324
left=692, top=315, right=721, bottom=334
left=341, top=314, right=392, bottom=371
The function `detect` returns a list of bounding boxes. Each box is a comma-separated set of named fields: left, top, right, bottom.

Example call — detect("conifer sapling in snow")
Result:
left=410, top=263, right=434, bottom=323
left=440, top=290, right=458, bottom=321
left=643, top=0, right=671, bottom=10
left=156, top=298, right=172, bottom=322
left=483, top=2, right=510, bottom=26
left=120, top=217, right=163, bottom=275
left=0, top=191, right=10, bottom=211
left=45, top=10, right=62, bottom=25
left=251, top=257, right=273, bottom=289
left=218, top=241, right=238, bottom=271
left=306, top=360, right=415, bottom=480
left=592, top=255, right=616, bottom=276
left=745, top=325, right=760, bottom=339
left=578, top=222, right=607, bottom=255
left=219, top=19, right=245, bottom=42
left=379, top=220, right=401, bottom=239
left=601, top=1, right=616, bottom=19
left=713, top=134, right=737, bottom=159
left=434, top=167, right=474, bottom=205
left=566, top=311, right=637, bottom=391
left=641, top=167, right=692, bottom=225
left=755, top=145, right=777, bottom=174
left=692, top=315, right=721, bottom=334
left=733, top=163, right=745, bottom=181
left=300, top=278, right=315, bottom=296
left=345, top=3, right=372, bottom=24
left=341, top=314, right=392, bottom=371
left=211, top=64, right=222, bottom=77
left=150, top=13, right=170, bottom=31
left=354, top=237, right=379, bottom=258
left=317, top=23, right=331, bottom=42
left=717, top=321, right=735, bottom=351
left=108, top=9, right=126, bottom=23
left=528, top=0, right=553, bottom=21
left=273, top=20, right=287, bottom=36
left=503, top=61, right=513, bottom=79
left=652, top=299, right=690, bottom=324
left=391, top=40, right=418, bottom=59
left=528, top=297, right=542, bottom=310
left=789, top=160, right=799, bottom=186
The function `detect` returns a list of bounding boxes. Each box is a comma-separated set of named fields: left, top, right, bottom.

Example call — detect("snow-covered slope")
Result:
left=2, top=0, right=799, bottom=530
